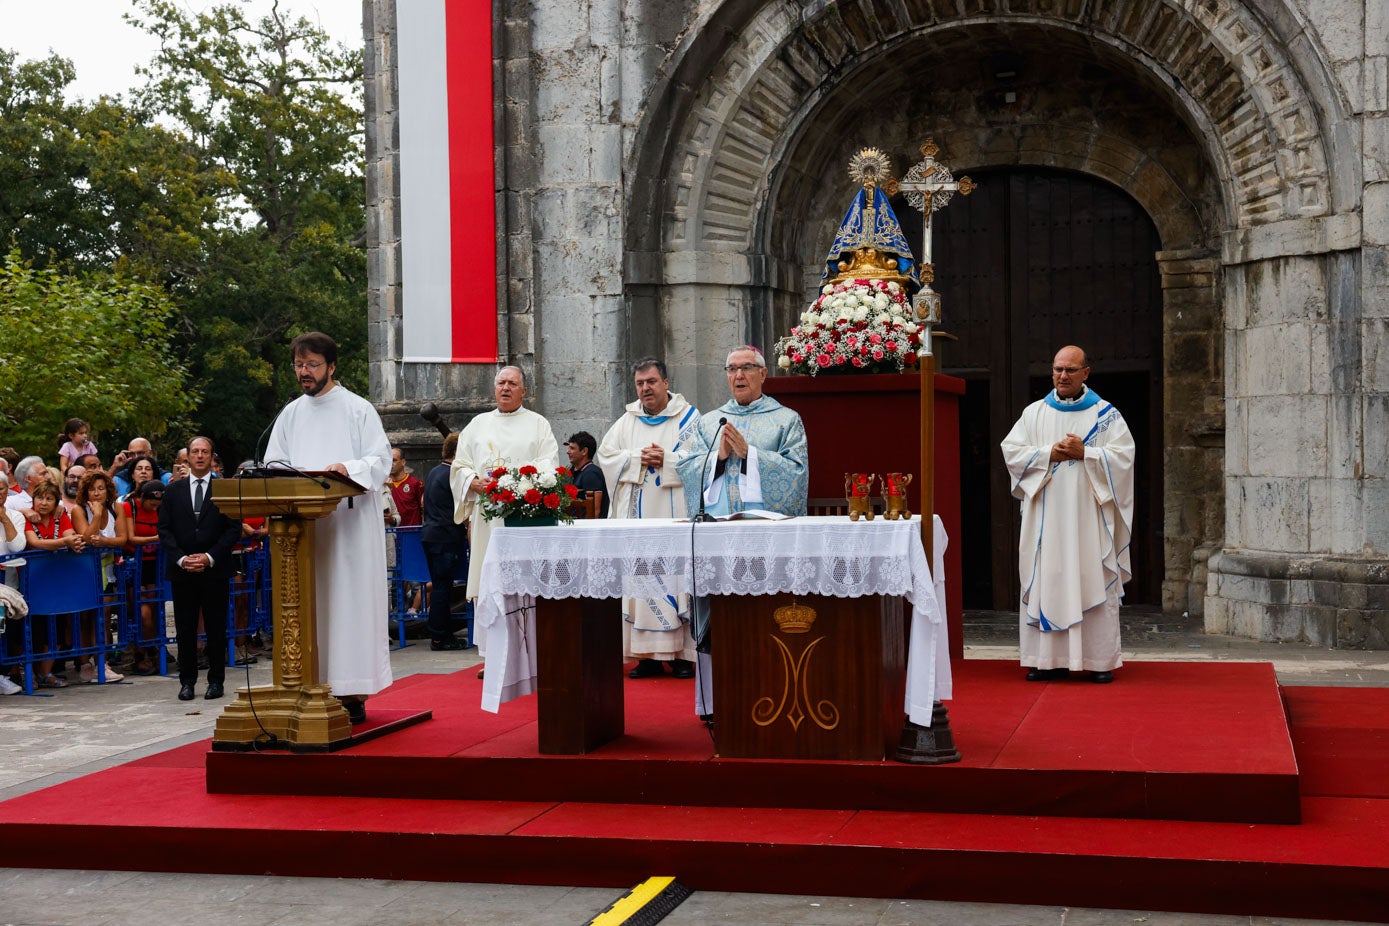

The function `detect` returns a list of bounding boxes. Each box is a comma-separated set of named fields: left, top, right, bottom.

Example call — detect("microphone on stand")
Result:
left=694, top=418, right=728, bottom=523
left=248, top=392, right=300, bottom=474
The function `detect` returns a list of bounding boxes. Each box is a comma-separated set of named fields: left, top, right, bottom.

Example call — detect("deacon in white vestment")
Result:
left=450, top=366, right=559, bottom=657
left=596, top=357, right=701, bottom=677
left=264, top=332, right=393, bottom=718
left=1000, top=345, right=1135, bottom=683
left=674, top=345, right=809, bottom=715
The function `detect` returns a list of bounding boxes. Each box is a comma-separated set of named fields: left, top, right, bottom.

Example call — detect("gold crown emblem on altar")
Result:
left=773, top=601, right=817, bottom=634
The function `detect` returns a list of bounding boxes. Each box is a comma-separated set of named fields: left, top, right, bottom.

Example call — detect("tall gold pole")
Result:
left=920, top=350, right=935, bottom=566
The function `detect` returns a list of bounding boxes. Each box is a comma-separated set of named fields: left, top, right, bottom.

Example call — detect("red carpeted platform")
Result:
left=2, top=661, right=1387, bottom=922
left=203, top=659, right=1301, bottom=824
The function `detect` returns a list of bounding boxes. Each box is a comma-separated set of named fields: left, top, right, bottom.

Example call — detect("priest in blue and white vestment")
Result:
left=675, top=345, right=809, bottom=715
left=1000, top=345, right=1135, bottom=684
left=674, top=346, right=809, bottom=520
left=596, top=357, right=702, bottom=678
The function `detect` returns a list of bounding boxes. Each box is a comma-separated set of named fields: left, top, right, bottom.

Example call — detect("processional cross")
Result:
left=895, top=139, right=974, bottom=562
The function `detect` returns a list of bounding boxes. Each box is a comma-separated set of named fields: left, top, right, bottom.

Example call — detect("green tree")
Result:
left=0, top=49, right=223, bottom=276
left=0, top=251, right=195, bottom=456
left=127, top=0, right=368, bottom=462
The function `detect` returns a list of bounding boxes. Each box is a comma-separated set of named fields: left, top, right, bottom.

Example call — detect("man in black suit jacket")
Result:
left=158, top=436, right=242, bottom=701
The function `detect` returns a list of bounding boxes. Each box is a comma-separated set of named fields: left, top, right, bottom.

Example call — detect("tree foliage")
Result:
left=127, top=0, right=368, bottom=462
left=0, top=2, right=367, bottom=465
left=0, top=251, right=195, bottom=454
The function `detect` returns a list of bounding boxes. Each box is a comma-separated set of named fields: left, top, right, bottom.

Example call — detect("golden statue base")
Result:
left=210, top=683, right=353, bottom=752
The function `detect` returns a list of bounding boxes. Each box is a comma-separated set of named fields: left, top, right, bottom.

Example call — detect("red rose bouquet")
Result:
left=479, top=464, right=580, bottom=523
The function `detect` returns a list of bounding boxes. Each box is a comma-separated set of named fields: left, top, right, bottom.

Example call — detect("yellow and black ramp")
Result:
left=586, top=876, right=693, bottom=926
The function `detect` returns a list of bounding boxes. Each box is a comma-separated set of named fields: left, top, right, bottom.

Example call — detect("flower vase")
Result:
left=504, top=514, right=560, bottom=528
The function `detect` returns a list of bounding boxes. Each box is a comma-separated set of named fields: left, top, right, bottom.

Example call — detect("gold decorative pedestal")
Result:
left=208, top=474, right=365, bottom=752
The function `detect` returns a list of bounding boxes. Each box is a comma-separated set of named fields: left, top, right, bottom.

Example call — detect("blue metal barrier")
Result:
left=387, top=526, right=471, bottom=649
left=1, top=549, right=122, bottom=695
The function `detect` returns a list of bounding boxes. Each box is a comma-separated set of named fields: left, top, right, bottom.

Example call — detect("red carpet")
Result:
left=1, top=660, right=1386, bottom=922
left=202, top=660, right=1300, bottom=823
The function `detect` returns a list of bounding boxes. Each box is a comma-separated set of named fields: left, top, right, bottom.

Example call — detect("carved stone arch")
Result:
left=625, top=0, right=1351, bottom=276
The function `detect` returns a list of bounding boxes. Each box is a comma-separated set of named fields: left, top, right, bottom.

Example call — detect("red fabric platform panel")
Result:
left=1, top=666, right=1387, bottom=922
left=203, top=660, right=1301, bottom=824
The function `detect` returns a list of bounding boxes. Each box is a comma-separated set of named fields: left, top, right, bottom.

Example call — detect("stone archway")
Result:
left=624, top=0, right=1362, bottom=627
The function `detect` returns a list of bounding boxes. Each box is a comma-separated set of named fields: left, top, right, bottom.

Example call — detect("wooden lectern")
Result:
left=208, top=472, right=365, bottom=752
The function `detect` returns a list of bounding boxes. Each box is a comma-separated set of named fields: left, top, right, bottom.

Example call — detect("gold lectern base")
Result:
left=211, top=683, right=354, bottom=753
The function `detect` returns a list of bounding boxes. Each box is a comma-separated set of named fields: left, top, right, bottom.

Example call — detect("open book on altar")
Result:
left=678, top=509, right=793, bottom=523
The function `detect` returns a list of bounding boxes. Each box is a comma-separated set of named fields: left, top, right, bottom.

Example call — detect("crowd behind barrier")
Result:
left=1, top=543, right=272, bottom=696
left=2, top=528, right=472, bottom=696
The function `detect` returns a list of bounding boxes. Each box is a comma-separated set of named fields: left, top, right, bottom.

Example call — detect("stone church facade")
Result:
left=363, top=0, right=1388, bottom=647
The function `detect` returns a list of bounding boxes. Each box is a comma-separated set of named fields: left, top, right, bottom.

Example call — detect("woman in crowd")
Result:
left=72, top=470, right=128, bottom=683
left=122, top=479, right=165, bottom=675
left=120, top=456, right=157, bottom=505
left=23, top=479, right=85, bottom=688
left=57, top=418, right=97, bottom=476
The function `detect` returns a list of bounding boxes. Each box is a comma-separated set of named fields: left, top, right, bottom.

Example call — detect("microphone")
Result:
left=250, top=392, right=300, bottom=472
left=694, top=417, right=728, bottom=523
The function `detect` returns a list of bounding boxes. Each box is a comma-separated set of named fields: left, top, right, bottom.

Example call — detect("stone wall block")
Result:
left=591, top=124, right=624, bottom=183
left=1224, top=396, right=1247, bottom=474
left=1306, top=477, right=1336, bottom=554
left=1367, top=56, right=1387, bottom=112
left=1326, top=392, right=1363, bottom=481
left=535, top=124, right=592, bottom=184
left=1247, top=256, right=1328, bottom=326
left=1364, top=317, right=1389, bottom=392
left=530, top=188, right=566, bottom=241
left=1223, top=266, right=1249, bottom=331
left=507, top=312, right=535, bottom=356
left=569, top=187, right=623, bottom=239
left=598, top=48, right=620, bottom=123
left=1366, top=395, right=1389, bottom=479
left=1365, top=477, right=1389, bottom=553
left=1245, top=394, right=1328, bottom=477
left=1366, top=181, right=1389, bottom=246
left=1365, top=116, right=1389, bottom=184
left=1238, top=476, right=1310, bottom=552
left=589, top=0, right=621, bottom=45
left=1243, top=323, right=1312, bottom=395
left=507, top=276, right=533, bottom=317
left=1339, top=608, right=1389, bottom=649
left=1365, top=246, right=1389, bottom=319
left=531, top=2, right=589, bottom=50
left=1167, top=331, right=1213, bottom=377
left=534, top=49, right=602, bottom=124
left=538, top=303, right=596, bottom=363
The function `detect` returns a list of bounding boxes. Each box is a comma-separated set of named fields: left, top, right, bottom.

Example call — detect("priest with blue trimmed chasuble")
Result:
left=1001, top=345, right=1136, bottom=685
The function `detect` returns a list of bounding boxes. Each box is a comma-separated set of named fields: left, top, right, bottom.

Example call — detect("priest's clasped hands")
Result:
left=718, top=424, right=749, bottom=461
left=1049, top=433, right=1085, bottom=462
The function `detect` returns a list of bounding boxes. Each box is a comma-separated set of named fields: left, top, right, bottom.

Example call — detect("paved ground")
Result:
left=3, top=618, right=1386, bottom=926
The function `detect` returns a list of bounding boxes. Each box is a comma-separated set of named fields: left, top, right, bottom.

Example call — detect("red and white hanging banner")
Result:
left=397, top=0, right=497, bottom=362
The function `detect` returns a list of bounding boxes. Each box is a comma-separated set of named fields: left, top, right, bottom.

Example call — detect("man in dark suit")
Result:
left=158, top=436, right=242, bottom=701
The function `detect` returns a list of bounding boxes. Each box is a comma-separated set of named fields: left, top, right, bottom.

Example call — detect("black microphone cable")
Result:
left=688, top=416, right=726, bottom=740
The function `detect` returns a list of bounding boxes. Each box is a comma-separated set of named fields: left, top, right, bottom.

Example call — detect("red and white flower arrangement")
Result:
left=774, top=279, right=924, bottom=375
left=479, top=464, right=580, bottom=522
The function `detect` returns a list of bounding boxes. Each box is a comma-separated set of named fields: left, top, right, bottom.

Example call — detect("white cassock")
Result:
left=450, top=407, right=559, bottom=656
left=265, top=385, right=394, bottom=696
left=595, top=393, right=700, bottom=661
left=1000, top=386, right=1135, bottom=672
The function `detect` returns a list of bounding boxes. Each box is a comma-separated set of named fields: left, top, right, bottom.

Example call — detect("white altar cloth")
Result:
left=474, top=515, right=951, bottom=726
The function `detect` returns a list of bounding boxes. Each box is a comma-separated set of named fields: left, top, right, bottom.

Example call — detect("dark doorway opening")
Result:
left=898, top=167, right=1164, bottom=609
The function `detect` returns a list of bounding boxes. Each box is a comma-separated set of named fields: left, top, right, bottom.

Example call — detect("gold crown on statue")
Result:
left=773, top=601, right=817, bottom=634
